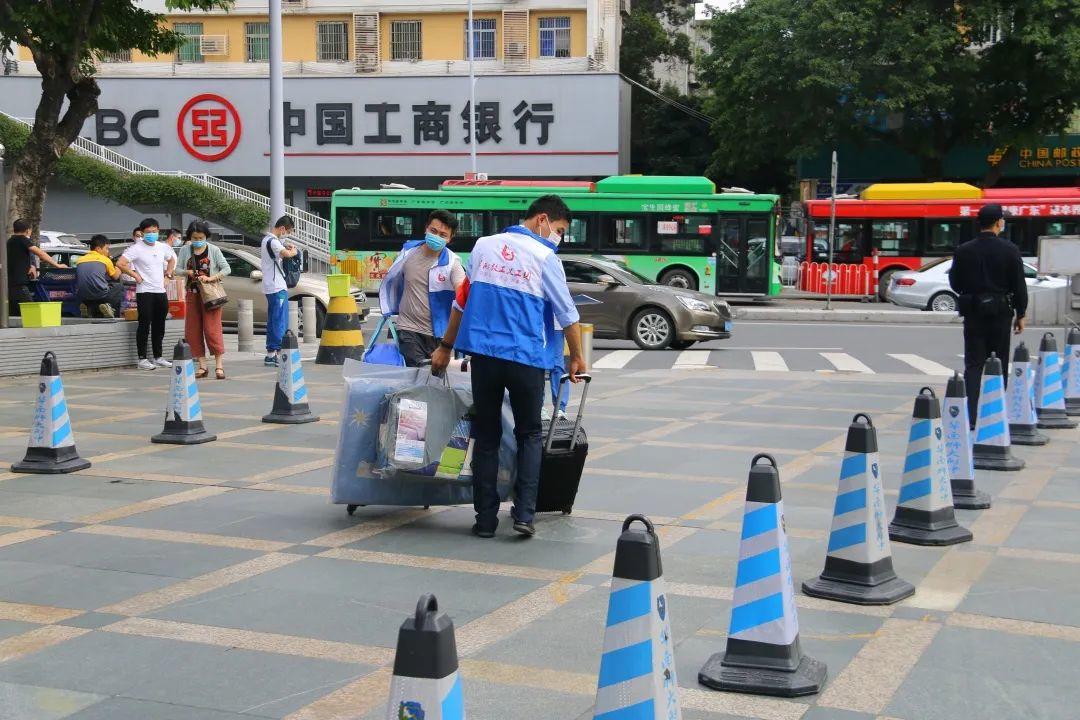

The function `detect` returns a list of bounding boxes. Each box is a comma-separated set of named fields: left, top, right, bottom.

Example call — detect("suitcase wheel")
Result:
left=562, top=508, right=572, bottom=515
left=346, top=504, right=364, bottom=516
left=424, top=505, right=430, bottom=510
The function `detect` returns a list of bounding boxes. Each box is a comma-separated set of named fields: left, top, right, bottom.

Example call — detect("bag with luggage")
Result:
left=362, top=314, right=406, bottom=367
left=534, top=373, right=592, bottom=515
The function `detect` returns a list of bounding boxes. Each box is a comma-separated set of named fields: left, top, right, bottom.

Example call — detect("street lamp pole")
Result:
left=467, top=0, right=477, bottom=176
left=268, top=0, right=286, bottom=222
left=826, top=149, right=838, bottom=311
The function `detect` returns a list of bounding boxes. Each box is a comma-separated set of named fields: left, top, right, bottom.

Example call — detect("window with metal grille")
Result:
left=317, top=21, right=349, bottom=62
left=390, top=20, right=422, bottom=61
left=100, top=49, right=132, bottom=63
left=174, top=22, right=204, bottom=63
left=463, top=18, right=496, bottom=60
left=538, top=16, right=570, bottom=58
left=245, top=22, right=269, bottom=62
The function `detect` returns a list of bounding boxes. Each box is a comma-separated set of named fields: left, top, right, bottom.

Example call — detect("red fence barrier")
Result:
left=798, top=262, right=872, bottom=296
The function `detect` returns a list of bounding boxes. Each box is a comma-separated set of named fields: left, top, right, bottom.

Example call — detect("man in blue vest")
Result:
left=379, top=210, right=467, bottom=366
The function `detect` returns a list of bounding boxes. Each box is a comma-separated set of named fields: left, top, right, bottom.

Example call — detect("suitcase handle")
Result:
left=545, top=373, right=592, bottom=453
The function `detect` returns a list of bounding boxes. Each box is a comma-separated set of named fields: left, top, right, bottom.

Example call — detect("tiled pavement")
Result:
left=0, top=355, right=1078, bottom=720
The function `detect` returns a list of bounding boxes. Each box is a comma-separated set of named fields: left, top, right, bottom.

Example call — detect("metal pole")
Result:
left=826, top=150, right=837, bottom=310
left=467, top=0, right=477, bottom=175
left=269, top=0, right=286, bottom=221
left=0, top=143, right=8, bottom=328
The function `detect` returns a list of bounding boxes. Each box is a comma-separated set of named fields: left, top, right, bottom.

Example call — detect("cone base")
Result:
left=802, top=574, right=914, bottom=606
left=262, top=412, right=320, bottom=425
left=889, top=520, right=973, bottom=546
left=1036, top=416, right=1078, bottom=430
left=699, top=652, right=826, bottom=698
left=1009, top=426, right=1050, bottom=446
left=11, top=455, right=91, bottom=474
left=951, top=487, right=992, bottom=510
left=151, top=432, right=217, bottom=445
left=973, top=453, right=1025, bottom=472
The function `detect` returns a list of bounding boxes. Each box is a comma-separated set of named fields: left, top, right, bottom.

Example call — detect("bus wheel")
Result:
left=659, top=268, right=698, bottom=290
left=632, top=308, right=675, bottom=350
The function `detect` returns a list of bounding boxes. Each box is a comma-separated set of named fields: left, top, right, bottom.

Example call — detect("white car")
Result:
left=886, top=257, right=1066, bottom=312
left=38, top=230, right=86, bottom=252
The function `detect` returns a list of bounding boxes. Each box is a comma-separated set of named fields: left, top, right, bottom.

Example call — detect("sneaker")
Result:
left=137, top=358, right=156, bottom=371
left=512, top=520, right=536, bottom=537
left=264, top=354, right=279, bottom=367
left=154, top=357, right=172, bottom=368
left=97, top=303, right=115, bottom=319
left=556, top=410, right=568, bottom=421
left=471, top=523, right=495, bottom=539
left=79, top=303, right=90, bottom=319
left=540, top=405, right=553, bottom=422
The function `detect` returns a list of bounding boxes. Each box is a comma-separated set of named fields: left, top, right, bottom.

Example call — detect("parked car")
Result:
left=38, top=230, right=87, bottom=252
left=562, top=255, right=732, bottom=350
left=886, top=257, right=1066, bottom=312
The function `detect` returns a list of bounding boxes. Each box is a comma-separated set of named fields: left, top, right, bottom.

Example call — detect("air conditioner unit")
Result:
left=354, top=15, right=377, bottom=30
left=199, top=35, right=229, bottom=55
left=506, top=41, right=526, bottom=55
left=356, top=51, right=379, bottom=72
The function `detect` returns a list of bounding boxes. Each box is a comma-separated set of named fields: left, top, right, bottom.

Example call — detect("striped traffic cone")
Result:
left=12, top=352, right=91, bottom=474
left=151, top=340, right=216, bottom=445
left=385, top=594, right=463, bottom=720
left=944, top=373, right=990, bottom=509
left=315, top=295, right=364, bottom=365
left=972, top=353, right=1024, bottom=471
left=889, top=388, right=972, bottom=546
left=263, top=330, right=319, bottom=424
left=699, top=455, right=826, bottom=697
left=1034, top=332, right=1078, bottom=430
left=1006, top=344, right=1048, bottom=446
left=593, top=514, right=681, bottom=720
left=1065, top=327, right=1080, bottom=417
left=803, top=414, right=914, bottom=605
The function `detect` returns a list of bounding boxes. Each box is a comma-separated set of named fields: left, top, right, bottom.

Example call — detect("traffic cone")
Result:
left=315, top=295, right=364, bottom=365
left=151, top=340, right=216, bottom=445
left=944, top=373, right=991, bottom=510
left=1034, top=332, right=1078, bottom=430
left=889, top=388, right=972, bottom=546
left=593, top=514, right=682, bottom=719
left=263, top=330, right=319, bottom=424
left=972, top=353, right=1024, bottom=471
left=11, top=352, right=91, bottom=474
left=385, top=594, right=463, bottom=720
left=803, top=414, right=914, bottom=605
left=1006, top=343, right=1048, bottom=446
left=1065, top=327, right=1080, bottom=417
left=699, top=455, right=826, bottom=698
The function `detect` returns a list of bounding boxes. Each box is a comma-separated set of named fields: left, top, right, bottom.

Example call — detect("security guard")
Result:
left=948, top=204, right=1028, bottom=423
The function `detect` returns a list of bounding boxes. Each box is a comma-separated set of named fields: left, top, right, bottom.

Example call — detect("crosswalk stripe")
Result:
left=821, top=352, right=875, bottom=374
left=592, top=349, right=641, bottom=369
left=673, top=350, right=711, bottom=368
left=751, top=351, right=789, bottom=372
left=889, top=353, right=954, bottom=376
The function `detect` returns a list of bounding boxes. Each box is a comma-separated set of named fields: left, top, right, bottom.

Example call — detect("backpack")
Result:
left=265, top=235, right=301, bottom=289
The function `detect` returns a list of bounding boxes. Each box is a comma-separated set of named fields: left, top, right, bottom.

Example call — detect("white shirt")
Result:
left=260, top=234, right=287, bottom=295
left=122, top=241, right=176, bottom=294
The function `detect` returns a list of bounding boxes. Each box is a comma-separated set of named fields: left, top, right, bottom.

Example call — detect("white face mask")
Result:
left=541, top=218, right=563, bottom=246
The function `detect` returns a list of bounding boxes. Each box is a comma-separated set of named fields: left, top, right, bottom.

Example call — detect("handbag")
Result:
left=362, top=314, right=406, bottom=366
left=197, top=278, right=228, bottom=310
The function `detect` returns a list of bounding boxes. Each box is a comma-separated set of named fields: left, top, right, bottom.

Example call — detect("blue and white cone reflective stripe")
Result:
left=595, top=577, right=681, bottom=719
left=826, top=451, right=889, bottom=566
left=169, top=359, right=202, bottom=422
left=278, top=347, right=308, bottom=404
left=898, top=413, right=954, bottom=514
left=31, top=375, right=75, bottom=450
left=974, top=372, right=1010, bottom=447
left=1006, top=359, right=1033, bottom=427
left=942, top=394, right=974, bottom=483
left=728, top=499, right=798, bottom=649
left=1066, top=340, right=1080, bottom=407
left=386, top=672, right=463, bottom=720
left=1036, top=350, right=1066, bottom=410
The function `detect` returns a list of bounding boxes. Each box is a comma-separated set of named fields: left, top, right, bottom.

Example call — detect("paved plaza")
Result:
left=0, top=336, right=1079, bottom=720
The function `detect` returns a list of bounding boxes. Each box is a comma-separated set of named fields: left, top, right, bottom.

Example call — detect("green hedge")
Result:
left=0, top=115, right=269, bottom=236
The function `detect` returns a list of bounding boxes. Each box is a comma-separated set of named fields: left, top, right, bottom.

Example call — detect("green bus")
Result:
left=329, top=175, right=782, bottom=297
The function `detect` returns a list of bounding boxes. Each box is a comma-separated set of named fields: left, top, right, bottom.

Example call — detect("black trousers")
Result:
left=136, top=292, right=169, bottom=360
left=80, top=284, right=124, bottom=317
left=963, top=312, right=1014, bottom=424
left=469, top=353, right=546, bottom=531
left=397, top=328, right=439, bottom=368
left=6, top=283, right=33, bottom=316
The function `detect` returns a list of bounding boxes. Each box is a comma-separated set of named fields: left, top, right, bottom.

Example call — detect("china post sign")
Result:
left=1, top=75, right=623, bottom=177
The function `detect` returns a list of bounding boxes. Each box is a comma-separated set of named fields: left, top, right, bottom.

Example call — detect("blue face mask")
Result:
left=192, top=240, right=207, bottom=249
left=424, top=232, right=447, bottom=252
left=142, top=232, right=158, bottom=244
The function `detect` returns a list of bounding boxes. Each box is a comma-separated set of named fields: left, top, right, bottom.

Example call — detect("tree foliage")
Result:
left=700, top=0, right=1080, bottom=181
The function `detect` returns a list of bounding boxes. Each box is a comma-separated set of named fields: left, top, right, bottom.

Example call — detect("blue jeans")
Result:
left=470, top=354, right=545, bottom=530
left=550, top=363, right=569, bottom=412
left=265, top=290, right=288, bottom=353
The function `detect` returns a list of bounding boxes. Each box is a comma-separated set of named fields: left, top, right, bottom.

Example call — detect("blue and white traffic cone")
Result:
left=1065, top=326, right=1080, bottom=417
left=889, top=388, right=972, bottom=546
left=11, top=352, right=91, bottom=474
left=385, top=594, right=464, bottom=720
left=972, top=353, right=1025, bottom=471
left=151, top=340, right=216, bottom=445
left=944, top=373, right=990, bottom=509
left=593, top=514, right=681, bottom=720
left=699, top=455, right=826, bottom=697
left=803, top=414, right=913, bottom=605
left=1006, top=343, right=1049, bottom=446
left=1035, top=332, right=1079, bottom=430
left=263, top=330, right=319, bottom=424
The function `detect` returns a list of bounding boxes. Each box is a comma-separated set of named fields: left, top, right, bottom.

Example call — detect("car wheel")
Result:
left=877, top=269, right=896, bottom=301
left=659, top=268, right=698, bottom=290
left=670, top=339, right=696, bottom=350
left=631, top=307, right=675, bottom=350
left=928, top=291, right=958, bottom=313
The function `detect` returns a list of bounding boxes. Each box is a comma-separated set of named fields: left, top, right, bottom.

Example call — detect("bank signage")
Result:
left=1, top=75, right=624, bottom=177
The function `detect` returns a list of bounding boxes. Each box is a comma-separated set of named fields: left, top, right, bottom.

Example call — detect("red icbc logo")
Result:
left=177, top=94, right=242, bottom=161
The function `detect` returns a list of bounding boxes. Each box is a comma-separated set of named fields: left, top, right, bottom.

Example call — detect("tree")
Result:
left=700, top=0, right=1080, bottom=182
left=0, top=0, right=233, bottom=231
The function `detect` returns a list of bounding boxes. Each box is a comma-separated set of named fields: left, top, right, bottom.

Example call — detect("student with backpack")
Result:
left=260, top=215, right=301, bottom=367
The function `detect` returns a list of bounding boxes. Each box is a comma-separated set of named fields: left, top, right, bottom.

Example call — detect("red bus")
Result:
left=802, top=183, right=1080, bottom=296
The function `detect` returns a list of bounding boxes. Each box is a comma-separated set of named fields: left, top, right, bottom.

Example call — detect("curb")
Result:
left=734, top=307, right=962, bottom=324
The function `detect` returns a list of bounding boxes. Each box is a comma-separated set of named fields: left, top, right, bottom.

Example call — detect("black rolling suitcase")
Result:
left=535, top=374, right=592, bottom=515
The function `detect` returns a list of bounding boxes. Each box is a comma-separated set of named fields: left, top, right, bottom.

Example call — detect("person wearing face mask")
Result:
left=431, top=195, right=586, bottom=538
left=176, top=220, right=231, bottom=379
left=378, top=209, right=467, bottom=367
left=118, top=217, right=177, bottom=370
left=165, top=228, right=184, bottom=249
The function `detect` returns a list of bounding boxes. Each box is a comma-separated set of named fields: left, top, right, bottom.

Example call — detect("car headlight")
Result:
left=676, top=295, right=712, bottom=312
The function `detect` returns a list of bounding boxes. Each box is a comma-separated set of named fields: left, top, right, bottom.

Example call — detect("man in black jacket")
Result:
left=949, top=204, right=1028, bottom=423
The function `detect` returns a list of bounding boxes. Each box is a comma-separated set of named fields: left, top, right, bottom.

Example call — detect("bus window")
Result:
left=373, top=212, right=419, bottom=240
left=651, top=213, right=712, bottom=254
left=746, top=218, right=770, bottom=282
left=872, top=220, right=916, bottom=257
left=813, top=222, right=864, bottom=263
left=602, top=216, right=648, bottom=252
left=1001, top=220, right=1030, bottom=255
left=334, top=207, right=370, bottom=251
left=926, top=220, right=972, bottom=255
left=562, top=217, right=592, bottom=251
left=449, top=211, right=485, bottom=252
left=492, top=212, right=524, bottom=233
left=1045, top=219, right=1079, bottom=236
